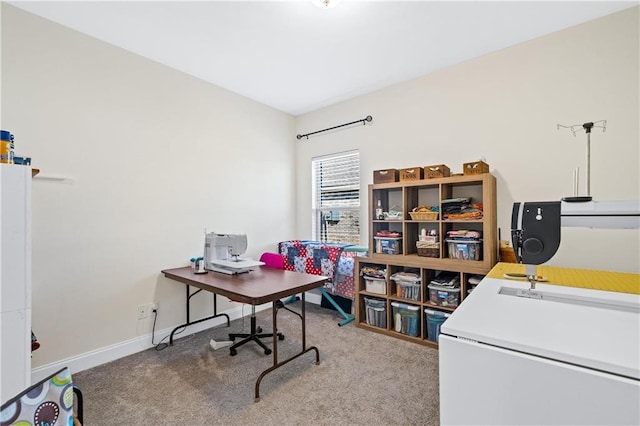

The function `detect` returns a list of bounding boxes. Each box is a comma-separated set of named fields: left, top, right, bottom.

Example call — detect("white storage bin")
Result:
left=364, top=276, right=386, bottom=295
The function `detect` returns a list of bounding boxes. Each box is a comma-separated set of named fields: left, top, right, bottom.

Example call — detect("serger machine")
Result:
left=439, top=200, right=640, bottom=425
left=203, top=232, right=263, bottom=274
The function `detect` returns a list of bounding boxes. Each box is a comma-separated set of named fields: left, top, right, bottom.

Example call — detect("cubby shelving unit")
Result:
left=355, top=173, right=497, bottom=348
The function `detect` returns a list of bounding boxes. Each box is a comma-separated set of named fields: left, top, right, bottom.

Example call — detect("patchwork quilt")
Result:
left=278, top=240, right=358, bottom=299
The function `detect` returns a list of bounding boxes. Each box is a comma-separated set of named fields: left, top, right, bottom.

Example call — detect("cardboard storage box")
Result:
left=424, top=164, right=451, bottom=179
left=373, top=169, right=399, bottom=184
left=463, top=160, right=490, bottom=175
left=399, top=167, right=424, bottom=181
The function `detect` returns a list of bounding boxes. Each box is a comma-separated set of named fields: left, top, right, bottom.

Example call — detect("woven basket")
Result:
left=416, top=241, right=440, bottom=258
left=409, top=211, right=438, bottom=221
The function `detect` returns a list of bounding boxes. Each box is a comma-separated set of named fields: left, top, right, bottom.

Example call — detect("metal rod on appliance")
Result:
left=585, top=127, right=591, bottom=197
left=297, top=115, right=373, bottom=140
left=557, top=119, right=606, bottom=199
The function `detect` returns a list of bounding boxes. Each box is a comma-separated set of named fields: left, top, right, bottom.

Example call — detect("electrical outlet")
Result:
left=137, top=304, right=150, bottom=320
left=151, top=302, right=158, bottom=313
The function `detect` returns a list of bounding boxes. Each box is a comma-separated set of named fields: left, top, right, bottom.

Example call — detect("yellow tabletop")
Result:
left=487, top=262, right=640, bottom=295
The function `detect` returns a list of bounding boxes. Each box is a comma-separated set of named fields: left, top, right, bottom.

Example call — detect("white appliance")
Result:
left=439, top=277, right=640, bottom=425
left=203, top=232, right=263, bottom=274
left=0, top=164, right=32, bottom=403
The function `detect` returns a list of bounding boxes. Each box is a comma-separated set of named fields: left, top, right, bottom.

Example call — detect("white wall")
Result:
left=296, top=6, right=640, bottom=274
left=1, top=4, right=297, bottom=370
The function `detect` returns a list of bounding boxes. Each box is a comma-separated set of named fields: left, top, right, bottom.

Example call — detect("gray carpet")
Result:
left=73, top=301, right=440, bottom=425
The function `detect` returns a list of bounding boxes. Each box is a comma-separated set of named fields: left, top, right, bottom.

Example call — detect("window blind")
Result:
left=312, top=151, right=360, bottom=244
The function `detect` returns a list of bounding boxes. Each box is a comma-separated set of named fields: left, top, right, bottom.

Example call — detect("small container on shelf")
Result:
left=374, top=236, right=403, bottom=254
left=428, top=283, right=461, bottom=307
left=423, top=164, right=451, bottom=179
left=409, top=211, right=438, bottom=221
left=416, top=241, right=440, bottom=258
left=425, top=309, right=451, bottom=343
left=364, top=276, right=387, bottom=295
left=373, top=169, right=399, bottom=184
left=446, top=239, right=482, bottom=261
left=391, top=272, right=421, bottom=301
left=463, top=160, right=490, bottom=175
left=399, top=167, right=424, bottom=181
left=391, top=302, right=421, bottom=337
left=364, top=296, right=387, bottom=328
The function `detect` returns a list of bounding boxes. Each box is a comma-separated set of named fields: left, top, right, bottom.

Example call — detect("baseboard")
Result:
left=31, top=293, right=322, bottom=383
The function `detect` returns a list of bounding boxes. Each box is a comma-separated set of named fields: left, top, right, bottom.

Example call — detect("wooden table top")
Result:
left=161, top=266, right=328, bottom=305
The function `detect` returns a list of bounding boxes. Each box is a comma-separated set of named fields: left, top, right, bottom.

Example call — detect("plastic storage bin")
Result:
left=391, top=302, right=421, bottom=337
left=374, top=237, right=403, bottom=254
left=364, top=276, right=386, bottom=295
left=391, top=272, right=421, bottom=301
left=425, top=309, right=451, bottom=343
left=446, top=239, right=482, bottom=260
left=428, top=283, right=461, bottom=307
left=397, top=281, right=421, bottom=300
left=364, top=297, right=387, bottom=328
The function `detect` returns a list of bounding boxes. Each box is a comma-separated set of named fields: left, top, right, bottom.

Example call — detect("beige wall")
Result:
left=1, top=4, right=297, bottom=369
left=1, top=4, right=638, bottom=374
left=296, top=6, right=640, bottom=273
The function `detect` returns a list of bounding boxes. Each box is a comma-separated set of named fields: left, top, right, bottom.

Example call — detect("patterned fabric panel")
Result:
left=334, top=254, right=356, bottom=299
left=1, top=368, right=75, bottom=426
left=278, top=240, right=356, bottom=299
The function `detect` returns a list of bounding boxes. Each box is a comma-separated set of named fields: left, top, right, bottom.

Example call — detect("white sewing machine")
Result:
left=203, top=232, right=264, bottom=274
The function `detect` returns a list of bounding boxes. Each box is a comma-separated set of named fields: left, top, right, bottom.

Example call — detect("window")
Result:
left=312, top=150, right=360, bottom=244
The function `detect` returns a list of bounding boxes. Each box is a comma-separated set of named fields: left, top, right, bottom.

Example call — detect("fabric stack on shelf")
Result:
left=375, top=230, right=402, bottom=238
left=446, top=230, right=481, bottom=240
left=428, top=271, right=462, bottom=307
left=441, top=197, right=483, bottom=220
left=430, top=272, right=460, bottom=289
left=360, top=265, right=386, bottom=279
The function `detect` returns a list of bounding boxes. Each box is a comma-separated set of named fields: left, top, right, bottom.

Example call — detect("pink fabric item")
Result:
left=259, top=252, right=284, bottom=270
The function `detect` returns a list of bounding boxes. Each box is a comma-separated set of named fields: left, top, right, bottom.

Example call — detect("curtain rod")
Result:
left=297, top=115, right=373, bottom=140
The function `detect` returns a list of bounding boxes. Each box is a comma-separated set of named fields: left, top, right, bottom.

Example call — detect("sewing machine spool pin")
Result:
left=557, top=120, right=606, bottom=203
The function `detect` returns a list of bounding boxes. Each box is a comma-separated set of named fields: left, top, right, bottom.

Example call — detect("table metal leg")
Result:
left=169, top=285, right=230, bottom=345
left=254, top=292, right=320, bottom=402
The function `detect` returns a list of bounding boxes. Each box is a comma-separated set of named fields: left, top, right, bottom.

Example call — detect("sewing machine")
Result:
left=510, top=199, right=640, bottom=292
left=439, top=199, right=640, bottom=425
left=203, top=232, right=264, bottom=274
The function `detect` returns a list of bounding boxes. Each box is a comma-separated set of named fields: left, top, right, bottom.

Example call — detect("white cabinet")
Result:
left=439, top=277, right=640, bottom=425
left=0, top=164, right=32, bottom=403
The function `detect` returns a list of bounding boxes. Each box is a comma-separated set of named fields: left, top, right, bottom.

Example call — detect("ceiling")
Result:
left=8, top=1, right=637, bottom=116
